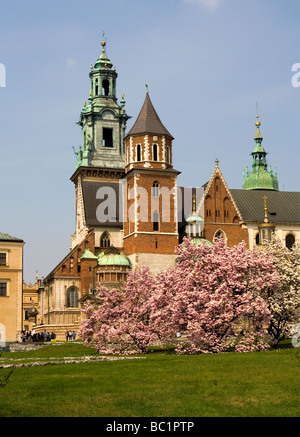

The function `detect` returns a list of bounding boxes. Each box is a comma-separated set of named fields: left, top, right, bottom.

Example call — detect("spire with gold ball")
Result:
left=242, top=110, right=279, bottom=191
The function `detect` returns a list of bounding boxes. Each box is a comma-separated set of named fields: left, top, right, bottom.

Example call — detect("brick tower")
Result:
left=123, top=89, right=180, bottom=275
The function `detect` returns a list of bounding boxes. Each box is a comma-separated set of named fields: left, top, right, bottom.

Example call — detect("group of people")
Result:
left=20, top=329, right=56, bottom=342
left=19, top=329, right=77, bottom=343
left=65, top=330, right=76, bottom=341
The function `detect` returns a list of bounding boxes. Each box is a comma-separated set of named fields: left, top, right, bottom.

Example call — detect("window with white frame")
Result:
left=153, top=144, right=158, bottom=161
left=152, top=181, right=160, bottom=198
left=153, top=210, right=159, bottom=232
left=136, top=144, right=141, bottom=162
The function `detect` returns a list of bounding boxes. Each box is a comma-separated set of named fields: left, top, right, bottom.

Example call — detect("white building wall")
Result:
left=128, top=253, right=177, bottom=277
left=247, top=222, right=300, bottom=251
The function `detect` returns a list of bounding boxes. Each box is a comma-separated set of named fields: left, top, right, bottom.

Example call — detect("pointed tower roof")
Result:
left=242, top=113, right=278, bottom=191
left=254, top=115, right=263, bottom=141
left=126, top=91, right=174, bottom=139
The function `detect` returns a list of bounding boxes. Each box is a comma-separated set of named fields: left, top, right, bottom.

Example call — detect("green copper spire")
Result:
left=73, top=35, right=131, bottom=170
left=242, top=114, right=279, bottom=191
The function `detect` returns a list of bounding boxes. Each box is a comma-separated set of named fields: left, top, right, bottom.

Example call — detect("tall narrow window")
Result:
left=95, top=78, right=99, bottom=95
left=0, top=253, right=6, bottom=266
left=100, top=231, right=110, bottom=248
left=255, top=233, right=260, bottom=245
left=152, top=181, right=159, bottom=198
left=153, top=210, right=159, bottom=231
left=67, top=287, right=78, bottom=308
left=103, top=128, right=113, bottom=147
left=136, top=144, right=141, bottom=162
left=166, top=146, right=170, bottom=164
left=102, top=79, right=109, bottom=96
left=153, top=144, right=158, bottom=161
left=0, top=283, right=7, bottom=297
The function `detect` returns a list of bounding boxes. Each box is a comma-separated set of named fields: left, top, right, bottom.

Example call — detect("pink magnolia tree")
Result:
left=150, top=238, right=278, bottom=354
left=79, top=238, right=279, bottom=355
left=79, top=266, right=158, bottom=354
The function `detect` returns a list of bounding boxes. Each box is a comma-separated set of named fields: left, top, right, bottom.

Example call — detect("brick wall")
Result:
left=203, top=171, right=249, bottom=248
left=123, top=170, right=178, bottom=255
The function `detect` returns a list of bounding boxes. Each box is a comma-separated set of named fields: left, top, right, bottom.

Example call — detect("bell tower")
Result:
left=123, top=89, right=179, bottom=275
left=73, top=35, right=130, bottom=170
left=70, top=36, right=130, bottom=249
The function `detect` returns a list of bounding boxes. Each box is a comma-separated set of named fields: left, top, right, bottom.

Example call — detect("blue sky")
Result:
left=0, top=0, right=299, bottom=283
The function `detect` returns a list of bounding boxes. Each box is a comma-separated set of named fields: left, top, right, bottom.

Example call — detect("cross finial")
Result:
left=256, top=101, right=259, bottom=116
left=145, top=83, right=149, bottom=94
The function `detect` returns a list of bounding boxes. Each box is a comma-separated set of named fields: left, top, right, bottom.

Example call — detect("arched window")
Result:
left=214, top=229, right=226, bottom=242
left=100, top=231, right=110, bottom=248
left=136, top=144, right=141, bottom=162
left=286, top=233, right=295, bottom=250
left=153, top=144, right=158, bottom=161
left=95, top=78, right=99, bottom=95
left=102, top=79, right=109, bottom=96
left=153, top=210, right=159, bottom=232
left=152, top=181, right=160, bottom=198
left=255, top=232, right=260, bottom=245
left=67, top=287, right=78, bottom=308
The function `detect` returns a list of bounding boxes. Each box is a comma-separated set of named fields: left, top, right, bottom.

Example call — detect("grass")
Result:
left=0, top=342, right=299, bottom=417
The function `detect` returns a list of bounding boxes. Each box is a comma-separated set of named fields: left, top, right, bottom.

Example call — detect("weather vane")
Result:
left=145, top=83, right=149, bottom=94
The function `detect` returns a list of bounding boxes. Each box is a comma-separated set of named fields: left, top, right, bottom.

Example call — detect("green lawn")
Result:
left=0, top=343, right=299, bottom=417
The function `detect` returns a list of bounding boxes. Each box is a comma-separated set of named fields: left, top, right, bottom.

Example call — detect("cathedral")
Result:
left=34, top=38, right=300, bottom=338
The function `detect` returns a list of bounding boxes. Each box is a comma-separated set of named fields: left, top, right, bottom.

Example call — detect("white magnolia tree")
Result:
left=258, top=238, right=300, bottom=346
